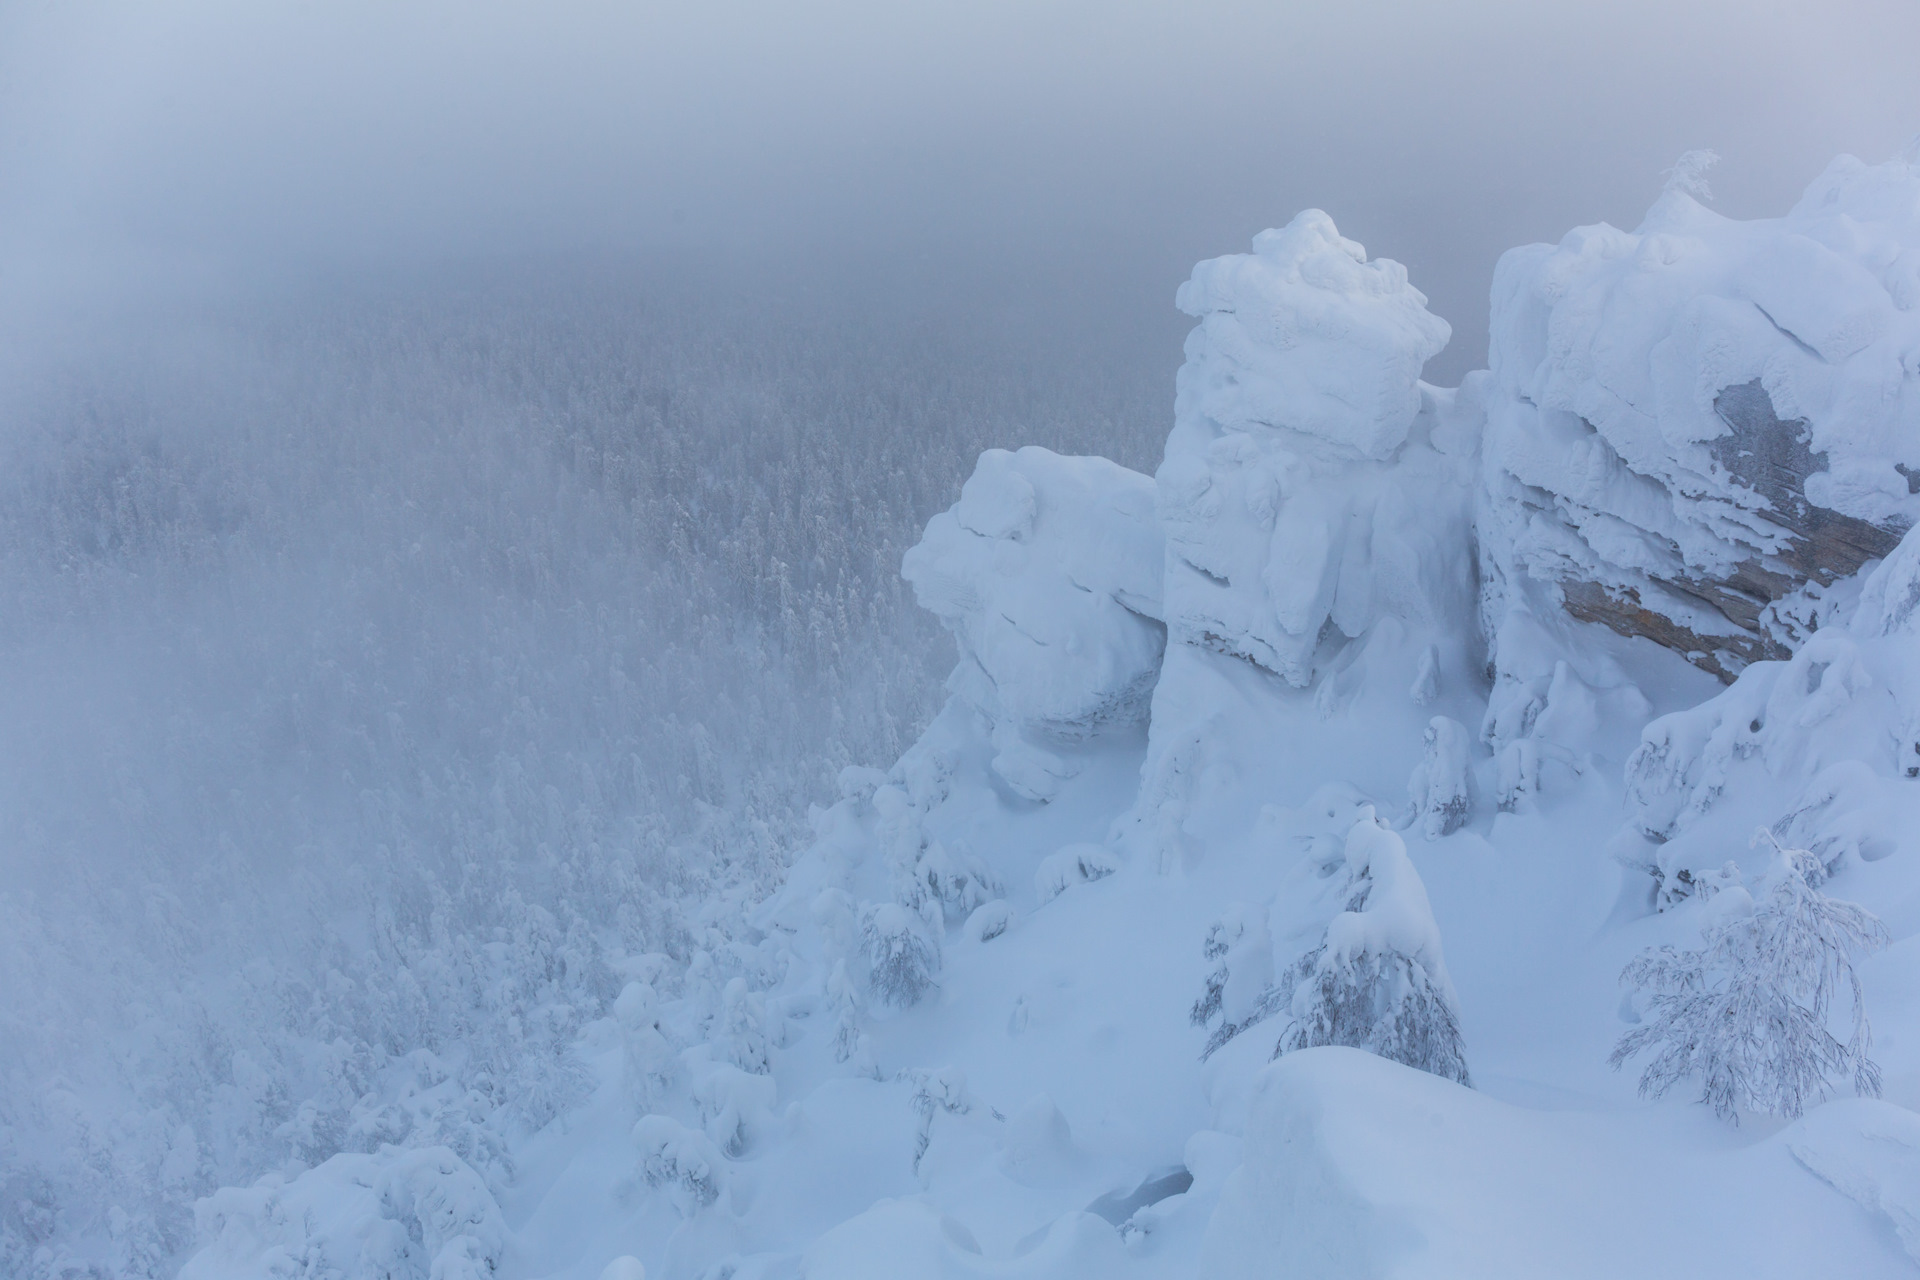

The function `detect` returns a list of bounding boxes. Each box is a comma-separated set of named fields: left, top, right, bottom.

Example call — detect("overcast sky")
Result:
left=4, top=0, right=1918, bottom=381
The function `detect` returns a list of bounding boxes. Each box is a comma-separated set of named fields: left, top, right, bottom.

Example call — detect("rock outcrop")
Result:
left=1481, top=154, right=1920, bottom=680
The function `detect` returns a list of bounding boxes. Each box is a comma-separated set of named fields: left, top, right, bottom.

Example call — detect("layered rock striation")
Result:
left=1481, top=154, right=1920, bottom=679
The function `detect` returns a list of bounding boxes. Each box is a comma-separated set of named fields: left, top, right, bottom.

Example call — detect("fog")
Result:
left=2, top=3, right=1916, bottom=1275
left=7, top=0, right=1918, bottom=378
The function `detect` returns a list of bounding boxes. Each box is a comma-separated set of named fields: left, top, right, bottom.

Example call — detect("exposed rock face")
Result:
left=1481, top=155, right=1920, bottom=681
left=1561, top=380, right=1906, bottom=678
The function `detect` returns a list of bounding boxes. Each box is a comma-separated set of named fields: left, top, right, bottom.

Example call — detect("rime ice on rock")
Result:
left=1157, top=209, right=1459, bottom=687
left=903, top=446, right=1165, bottom=800
left=1481, top=153, right=1920, bottom=682
left=1123, top=211, right=1480, bottom=874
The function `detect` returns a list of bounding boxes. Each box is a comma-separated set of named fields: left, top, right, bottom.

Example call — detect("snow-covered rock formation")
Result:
left=903, top=446, right=1164, bottom=800
left=1125, top=212, right=1486, bottom=874
left=1623, top=519, right=1920, bottom=903
left=1482, top=152, right=1920, bottom=682
left=1157, top=210, right=1466, bottom=687
left=181, top=153, right=1920, bottom=1280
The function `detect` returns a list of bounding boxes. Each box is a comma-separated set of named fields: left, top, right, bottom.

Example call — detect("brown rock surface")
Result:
left=1557, top=380, right=1907, bottom=681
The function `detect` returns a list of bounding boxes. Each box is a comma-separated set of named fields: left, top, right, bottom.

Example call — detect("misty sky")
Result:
left=4, top=0, right=1919, bottom=383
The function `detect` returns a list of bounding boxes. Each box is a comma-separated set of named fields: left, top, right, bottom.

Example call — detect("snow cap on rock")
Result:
left=1175, top=209, right=1451, bottom=461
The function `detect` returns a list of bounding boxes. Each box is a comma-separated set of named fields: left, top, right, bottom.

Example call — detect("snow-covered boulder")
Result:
left=903, top=445, right=1165, bottom=800
left=1481, top=152, right=1920, bottom=681
left=1157, top=209, right=1470, bottom=687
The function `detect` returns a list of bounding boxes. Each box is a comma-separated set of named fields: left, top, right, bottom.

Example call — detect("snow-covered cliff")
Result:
left=183, top=154, right=1920, bottom=1280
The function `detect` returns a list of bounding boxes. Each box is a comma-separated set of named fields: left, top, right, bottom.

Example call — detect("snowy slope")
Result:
left=182, top=155, right=1920, bottom=1280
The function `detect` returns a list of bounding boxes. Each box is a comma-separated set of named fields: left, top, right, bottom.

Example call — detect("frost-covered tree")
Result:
left=1610, top=834, right=1887, bottom=1122
left=716, top=978, right=771, bottom=1075
left=1275, top=813, right=1471, bottom=1085
left=1193, top=904, right=1285, bottom=1060
left=825, top=960, right=876, bottom=1075
left=633, top=1116, right=727, bottom=1216
left=862, top=903, right=940, bottom=1013
left=613, top=982, right=675, bottom=1111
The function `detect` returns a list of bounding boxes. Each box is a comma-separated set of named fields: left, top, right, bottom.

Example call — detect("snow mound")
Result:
left=1789, top=1098, right=1920, bottom=1264
left=1157, top=211, right=1471, bottom=687
left=1201, top=1048, right=1914, bottom=1279
left=904, top=446, right=1165, bottom=800
left=181, top=1146, right=508, bottom=1280
left=1481, top=153, right=1920, bottom=680
left=798, top=1198, right=1141, bottom=1279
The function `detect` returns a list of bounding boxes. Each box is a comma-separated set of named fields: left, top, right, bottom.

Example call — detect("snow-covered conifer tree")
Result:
left=1276, top=812, right=1471, bottom=1084
left=717, top=977, right=771, bottom=1075
left=862, top=903, right=939, bottom=1013
left=1408, top=715, right=1474, bottom=839
left=1611, top=833, right=1887, bottom=1122
left=825, top=960, right=877, bottom=1075
left=613, top=982, right=674, bottom=1111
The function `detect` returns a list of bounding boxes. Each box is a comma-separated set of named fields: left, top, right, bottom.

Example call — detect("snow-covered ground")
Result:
left=179, top=153, right=1920, bottom=1279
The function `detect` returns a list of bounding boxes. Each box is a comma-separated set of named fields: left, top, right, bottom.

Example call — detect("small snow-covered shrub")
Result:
left=915, top=841, right=1003, bottom=924
left=614, top=982, right=676, bottom=1112
left=825, top=960, right=877, bottom=1074
left=900, top=1066, right=985, bottom=1176
left=862, top=904, right=939, bottom=1013
left=1408, top=715, right=1474, bottom=838
left=1035, top=844, right=1121, bottom=904
left=716, top=978, right=771, bottom=1075
left=1275, top=815, right=1470, bottom=1085
left=1193, top=905, right=1282, bottom=1059
left=963, top=900, right=1015, bottom=943
left=632, top=1116, right=727, bottom=1216
left=1611, top=834, right=1887, bottom=1122
left=688, top=1060, right=778, bottom=1156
